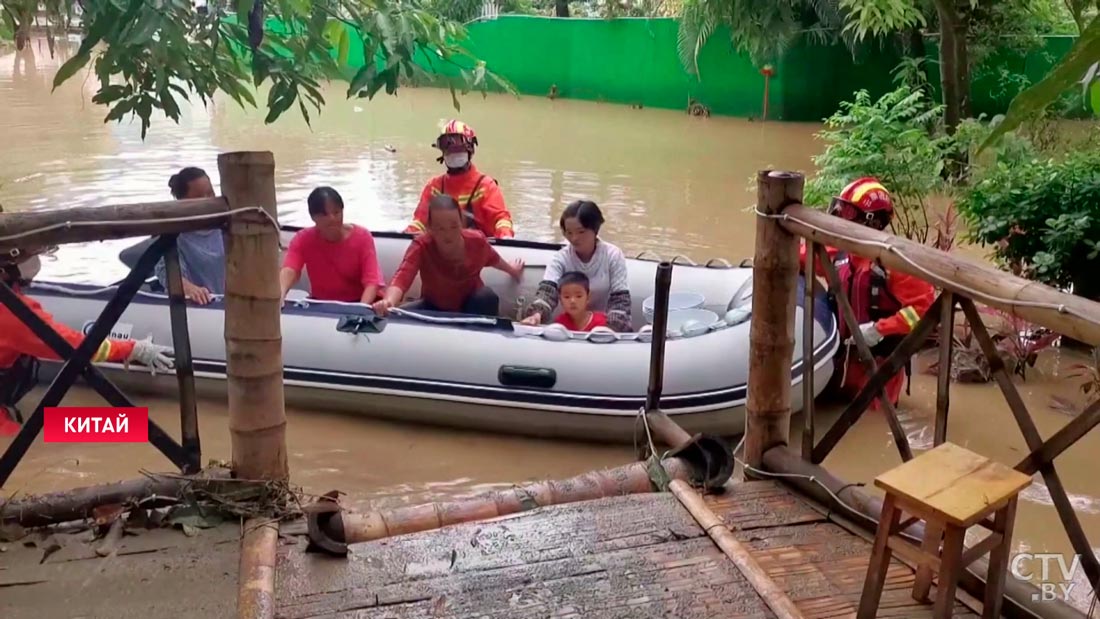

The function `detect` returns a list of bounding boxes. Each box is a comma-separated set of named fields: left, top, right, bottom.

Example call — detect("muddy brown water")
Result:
left=2, top=39, right=1098, bottom=610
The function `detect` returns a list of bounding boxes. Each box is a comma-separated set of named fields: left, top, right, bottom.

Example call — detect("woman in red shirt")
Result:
left=373, top=196, right=524, bottom=317
left=279, top=187, right=385, bottom=304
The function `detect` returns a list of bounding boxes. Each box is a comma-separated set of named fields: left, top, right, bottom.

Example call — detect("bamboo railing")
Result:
left=0, top=151, right=287, bottom=486
left=746, top=170, right=1100, bottom=619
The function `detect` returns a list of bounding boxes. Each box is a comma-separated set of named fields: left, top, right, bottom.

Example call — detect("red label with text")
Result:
left=43, top=407, right=149, bottom=443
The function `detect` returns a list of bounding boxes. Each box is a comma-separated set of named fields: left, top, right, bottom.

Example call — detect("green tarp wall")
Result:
left=322, top=16, right=1090, bottom=122
left=423, top=16, right=904, bottom=122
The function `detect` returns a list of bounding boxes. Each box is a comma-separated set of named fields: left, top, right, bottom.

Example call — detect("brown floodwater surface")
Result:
left=2, top=40, right=1098, bottom=611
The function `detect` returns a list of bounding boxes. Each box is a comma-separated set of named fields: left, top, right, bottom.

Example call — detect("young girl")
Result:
left=553, top=271, right=609, bottom=332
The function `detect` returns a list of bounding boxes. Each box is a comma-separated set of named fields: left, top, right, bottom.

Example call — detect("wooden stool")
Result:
left=857, top=442, right=1032, bottom=619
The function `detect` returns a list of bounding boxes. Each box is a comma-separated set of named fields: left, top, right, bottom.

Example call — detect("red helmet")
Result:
left=829, top=177, right=893, bottom=229
left=434, top=119, right=478, bottom=152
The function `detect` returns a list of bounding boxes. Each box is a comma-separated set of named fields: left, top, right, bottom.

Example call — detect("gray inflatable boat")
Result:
left=26, top=228, right=839, bottom=442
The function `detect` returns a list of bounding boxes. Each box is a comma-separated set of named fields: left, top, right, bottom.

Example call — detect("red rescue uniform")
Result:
left=0, top=286, right=136, bottom=370
left=801, top=243, right=935, bottom=406
left=405, top=165, right=514, bottom=239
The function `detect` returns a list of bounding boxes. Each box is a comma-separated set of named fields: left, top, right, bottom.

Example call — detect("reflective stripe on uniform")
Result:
left=408, top=220, right=426, bottom=232
left=431, top=186, right=487, bottom=205
left=495, top=220, right=513, bottom=230
left=899, top=306, right=920, bottom=329
left=92, top=340, right=112, bottom=363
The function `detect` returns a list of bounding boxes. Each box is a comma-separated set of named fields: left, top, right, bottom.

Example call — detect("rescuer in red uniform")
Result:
left=405, top=120, right=515, bottom=239
left=802, top=177, right=936, bottom=407
left=0, top=241, right=173, bottom=435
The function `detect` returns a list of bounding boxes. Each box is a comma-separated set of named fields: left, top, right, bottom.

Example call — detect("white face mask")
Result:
left=443, top=151, right=470, bottom=169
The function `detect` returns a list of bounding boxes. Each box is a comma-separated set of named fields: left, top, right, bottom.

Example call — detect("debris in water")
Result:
left=38, top=535, right=62, bottom=564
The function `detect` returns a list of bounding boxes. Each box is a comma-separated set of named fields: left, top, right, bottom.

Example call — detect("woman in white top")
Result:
left=520, top=200, right=632, bottom=331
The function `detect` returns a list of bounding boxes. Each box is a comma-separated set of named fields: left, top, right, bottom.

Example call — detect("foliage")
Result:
left=955, top=147, right=1100, bottom=291
left=968, top=0, right=1065, bottom=67
left=426, top=0, right=535, bottom=23
left=676, top=0, right=854, bottom=73
left=926, top=306, right=1060, bottom=383
left=1050, top=347, right=1100, bottom=415
left=836, top=0, right=924, bottom=42
left=981, top=13, right=1100, bottom=151
left=805, top=86, right=955, bottom=244
left=931, top=201, right=959, bottom=252
left=3, top=0, right=506, bottom=139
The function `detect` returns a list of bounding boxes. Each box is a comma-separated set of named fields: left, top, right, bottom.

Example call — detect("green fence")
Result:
left=326, top=16, right=1090, bottom=122
left=437, top=16, right=904, bottom=122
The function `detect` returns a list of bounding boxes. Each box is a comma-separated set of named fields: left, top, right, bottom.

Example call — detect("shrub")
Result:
left=805, top=87, right=955, bottom=244
left=955, top=148, right=1100, bottom=294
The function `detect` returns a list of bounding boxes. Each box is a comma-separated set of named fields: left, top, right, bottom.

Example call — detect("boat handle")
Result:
left=634, top=250, right=662, bottom=261
left=498, top=365, right=557, bottom=389
left=670, top=255, right=697, bottom=266
left=704, top=258, right=733, bottom=268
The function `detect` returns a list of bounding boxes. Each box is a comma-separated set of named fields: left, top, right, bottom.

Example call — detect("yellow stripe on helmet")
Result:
left=850, top=181, right=888, bottom=205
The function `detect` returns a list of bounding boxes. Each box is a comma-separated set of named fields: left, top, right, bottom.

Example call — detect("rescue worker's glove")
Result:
left=848, top=322, right=884, bottom=348
left=126, top=337, right=175, bottom=374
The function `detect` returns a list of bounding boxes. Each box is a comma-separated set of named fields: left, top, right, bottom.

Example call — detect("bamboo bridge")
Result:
left=1, top=155, right=1098, bottom=619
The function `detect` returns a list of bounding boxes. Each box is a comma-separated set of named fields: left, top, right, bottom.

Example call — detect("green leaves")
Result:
left=838, top=0, right=925, bottom=42
left=805, top=86, right=955, bottom=244
left=39, top=0, right=506, bottom=138
left=980, top=14, right=1100, bottom=153
left=956, top=148, right=1100, bottom=289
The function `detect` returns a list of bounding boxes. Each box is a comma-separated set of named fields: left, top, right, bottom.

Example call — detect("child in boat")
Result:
left=553, top=271, right=609, bottom=332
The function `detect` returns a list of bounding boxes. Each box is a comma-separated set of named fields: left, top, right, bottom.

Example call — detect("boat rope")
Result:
left=290, top=297, right=500, bottom=326
left=30, top=282, right=194, bottom=302
left=0, top=206, right=285, bottom=248
left=755, top=208, right=1084, bottom=320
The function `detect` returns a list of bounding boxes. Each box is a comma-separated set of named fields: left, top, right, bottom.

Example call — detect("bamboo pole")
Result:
left=801, top=239, right=817, bottom=461
left=668, top=479, right=806, bottom=619
left=0, top=469, right=232, bottom=528
left=0, top=197, right=231, bottom=250
left=218, top=152, right=288, bottom=482
left=760, top=446, right=1088, bottom=619
left=307, top=459, right=693, bottom=553
left=745, top=171, right=804, bottom=469
left=238, top=518, right=278, bottom=619
left=778, top=205, right=1100, bottom=346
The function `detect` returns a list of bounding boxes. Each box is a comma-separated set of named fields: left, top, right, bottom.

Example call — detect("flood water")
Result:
left=2, top=40, right=1098, bottom=610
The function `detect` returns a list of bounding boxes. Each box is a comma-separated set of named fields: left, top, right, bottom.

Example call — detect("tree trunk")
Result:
left=13, top=7, right=32, bottom=51
left=934, top=0, right=962, bottom=136
left=955, top=5, right=971, bottom=120
left=555, top=0, right=569, bottom=17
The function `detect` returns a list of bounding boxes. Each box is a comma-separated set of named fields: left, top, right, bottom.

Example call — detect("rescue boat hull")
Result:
left=25, top=230, right=840, bottom=442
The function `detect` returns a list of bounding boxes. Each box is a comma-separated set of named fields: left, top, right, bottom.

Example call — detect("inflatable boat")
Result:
left=25, top=228, right=839, bottom=442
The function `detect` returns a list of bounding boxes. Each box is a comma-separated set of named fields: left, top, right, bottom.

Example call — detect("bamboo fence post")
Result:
left=218, top=151, right=288, bottom=482
left=745, top=170, right=803, bottom=469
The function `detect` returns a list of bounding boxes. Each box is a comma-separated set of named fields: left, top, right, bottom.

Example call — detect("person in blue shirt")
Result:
left=155, top=167, right=227, bottom=305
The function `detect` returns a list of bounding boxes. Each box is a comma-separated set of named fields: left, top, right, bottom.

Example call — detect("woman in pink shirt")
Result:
left=279, top=187, right=385, bottom=304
